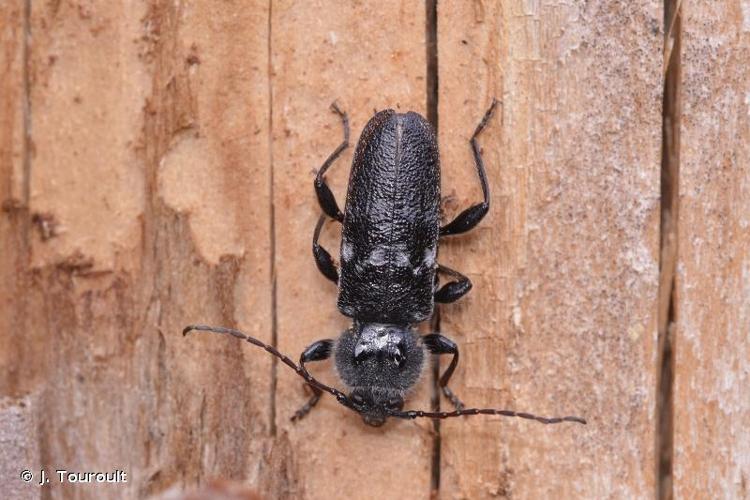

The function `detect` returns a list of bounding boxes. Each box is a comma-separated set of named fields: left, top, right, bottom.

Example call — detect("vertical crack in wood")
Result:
left=426, top=0, right=439, bottom=130
left=429, top=310, right=441, bottom=498
left=657, top=1, right=681, bottom=498
left=426, top=0, right=440, bottom=496
left=22, top=0, right=31, bottom=213
left=267, top=0, right=278, bottom=437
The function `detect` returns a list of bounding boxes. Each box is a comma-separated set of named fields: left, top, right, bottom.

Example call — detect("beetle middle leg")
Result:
left=291, top=339, right=335, bottom=421
left=423, top=334, right=465, bottom=410
left=312, top=214, right=338, bottom=284
left=440, top=99, right=498, bottom=236
left=434, top=264, right=472, bottom=303
left=314, top=102, right=350, bottom=223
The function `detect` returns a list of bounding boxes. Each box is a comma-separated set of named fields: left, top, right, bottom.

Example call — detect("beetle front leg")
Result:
left=440, top=99, right=498, bottom=236
left=312, top=215, right=338, bottom=284
left=434, top=264, right=472, bottom=303
left=423, top=334, right=465, bottom=411
left=291, top=339, right=335, bottom=421
left=314, top=102, right=350, bottom=223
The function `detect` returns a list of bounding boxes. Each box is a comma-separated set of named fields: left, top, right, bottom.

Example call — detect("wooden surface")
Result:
left=673, top=2, right=750, bottom=498
left=0, top=1, right=27, bottom=385
left=2, top=1, right=278, bottom=498
left=269, top=1, right=432, bottom=498
left=0, top=1, right=748, bottom=499
left=437, top=2, right=662, bottom=498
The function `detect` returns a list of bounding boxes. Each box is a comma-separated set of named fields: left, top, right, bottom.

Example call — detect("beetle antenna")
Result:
left=390, top=407, right=586, bottom=425
left=183, top=325, right=353, bottom=409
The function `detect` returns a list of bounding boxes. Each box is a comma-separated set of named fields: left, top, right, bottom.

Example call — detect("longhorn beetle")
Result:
left=185, top=100, right=585, bottom=427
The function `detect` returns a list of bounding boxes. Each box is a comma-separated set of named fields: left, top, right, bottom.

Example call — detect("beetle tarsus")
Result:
left=291, top=385, right=323, bottom=422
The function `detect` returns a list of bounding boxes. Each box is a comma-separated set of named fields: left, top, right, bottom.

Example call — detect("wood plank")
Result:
left=437, top=2, right=662, bottom=497
left=16, top=4, right=153, bottom=497
left=270, top=1, right=433, bottom=498
left=673, top=2, right=750, bottom=497
left=7, top=1, right=275, bottom=497
left=145, top=1, right=276, bottom=494
left=0, top=0, right=27, bottom=394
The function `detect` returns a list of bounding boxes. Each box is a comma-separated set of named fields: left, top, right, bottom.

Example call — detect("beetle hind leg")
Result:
left=314, top=102, right=350, bottom=223
left=440, top=99, right=498, bottom=237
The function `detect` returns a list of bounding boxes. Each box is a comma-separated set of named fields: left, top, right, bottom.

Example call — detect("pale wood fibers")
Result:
left=673, top=2, right=750, bottom=498
left=437, top=1, right=662, bottom=498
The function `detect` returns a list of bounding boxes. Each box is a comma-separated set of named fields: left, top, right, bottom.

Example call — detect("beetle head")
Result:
left=335, top=322, right=424, bottom=426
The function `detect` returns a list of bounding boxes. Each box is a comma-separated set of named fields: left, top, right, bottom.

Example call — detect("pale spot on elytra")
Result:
left=413, top=246, right=436, bottom=276
left=341, top=238, right=354, bottom=262
left=368, top=244, right=412, bottom=268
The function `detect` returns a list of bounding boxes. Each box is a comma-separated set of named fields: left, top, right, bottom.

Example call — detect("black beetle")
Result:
left=185, top=101, right=585, bottom=427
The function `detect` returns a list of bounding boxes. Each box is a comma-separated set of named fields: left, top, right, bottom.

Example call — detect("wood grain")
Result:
left=436, top=1, right=663, bottom=498
left=2, top=1, right=278, bottom=498
left=673, top=2, right=750, bottom=498
left=269, top=1, right=433, bottom=498
left=0, top=0, right=28, bottom=394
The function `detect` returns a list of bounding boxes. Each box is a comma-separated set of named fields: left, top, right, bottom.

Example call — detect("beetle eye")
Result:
left=386, top=397, right=403, bottom=412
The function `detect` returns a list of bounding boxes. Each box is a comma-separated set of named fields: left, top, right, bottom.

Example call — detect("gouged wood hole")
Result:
left=0, top=1, right=748, bottom=500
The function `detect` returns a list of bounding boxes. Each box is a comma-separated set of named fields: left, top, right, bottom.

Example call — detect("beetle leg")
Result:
left=423, top=334, right=465, bottom=411
left=440, top=99, right=498, bottom=236
left=314, top=102, right=350, bottom=223
left=312, top=214, right=339, bottom=284
left=434, top=264, right=472, bottom=303
left=291, top=339, right=335, bottom=421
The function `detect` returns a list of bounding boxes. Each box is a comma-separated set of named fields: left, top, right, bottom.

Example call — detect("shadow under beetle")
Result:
left=185, top=100, right=585, bottom=428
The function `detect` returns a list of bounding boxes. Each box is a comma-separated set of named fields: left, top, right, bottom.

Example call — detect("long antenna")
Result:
left=184, top=324, right=586, bottom=426
left=183, top=325, right=351, bottom=407
left=392, top=407, right=586, bottom=425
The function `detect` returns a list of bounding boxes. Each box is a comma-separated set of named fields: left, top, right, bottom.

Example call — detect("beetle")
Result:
left=185, top=100, right=585, bottom=427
